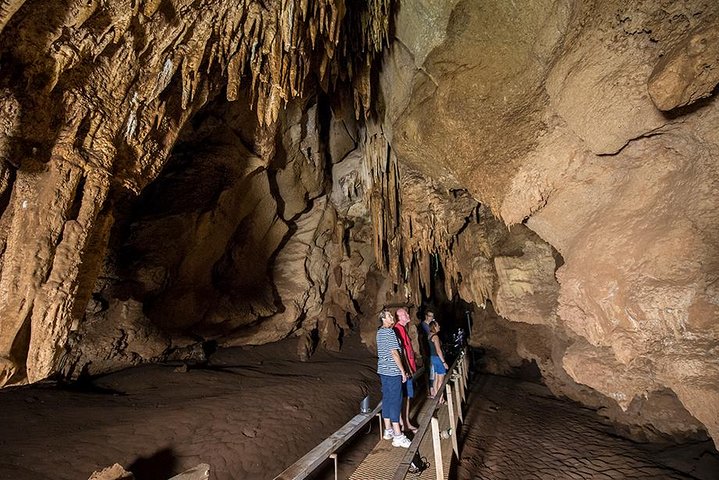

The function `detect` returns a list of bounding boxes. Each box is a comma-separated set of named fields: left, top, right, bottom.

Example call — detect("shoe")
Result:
left=392, top=434, right=412, bottom=448
left=383, top=429, right=395, bottom=440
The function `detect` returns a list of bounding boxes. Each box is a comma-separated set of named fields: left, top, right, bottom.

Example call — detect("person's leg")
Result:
left=385, top=376, right=403, bottom=436
left=428, top=361, right=435, bottom=397
left=399, top=382, right=407, bottom=430
left=430, top=356, right=442, bottom=397
left=380, top=375, right=395, bottom=435
left=403, top=396, right=417, bottom=431
left=435, top=374, right=445, bottom=404
left=390, top=377, right=412, bottom=447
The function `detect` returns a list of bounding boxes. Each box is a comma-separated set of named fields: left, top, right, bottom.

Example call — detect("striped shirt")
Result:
left=376, top=327, right=402, bottom=376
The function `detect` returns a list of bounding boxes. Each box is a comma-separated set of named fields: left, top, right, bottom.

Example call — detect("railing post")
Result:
left=462, top=354, right=468, bottom=392
left=377, top=413, right=383, bottom=441
left=430, top=416, right=444, bottom=480
left=445, top=384, right=459, bottom=457
left=329, top=453, right=338, bottom=480
left=454, top=376, right=463, bottom=423
left=458, top=362, right=466, bottom=403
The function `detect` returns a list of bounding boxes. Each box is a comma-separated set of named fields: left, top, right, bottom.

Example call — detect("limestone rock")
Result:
left=296, top=331, right=316, bottom=362
left=330, top=149, right=367, bottom=217
left=649, top=23, right=719, bottom=111
left=1, top=0, right=718, bottom=453
left=469, top=303, right=526, bottom=375
left=494, top=238, right=559, bottom=327
left=0, top=0, right=391, bottom=386
left=88, top=464, right=134, bottom=480
left=328, top=95, right=358, bottom=165
left=168, top=464, right=210, bottom=480
left=382, top=0, right=719, bottom=447
left=276, top=99, right=326, bottom=220
left=64, top=299, right=171, bottom=378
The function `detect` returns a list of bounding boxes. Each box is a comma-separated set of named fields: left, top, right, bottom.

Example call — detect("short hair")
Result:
left=429, top=320, right=439, bottom=334
left=425, top=310, right=435, bottom=320
left=377, top=309, right=391, bottom=327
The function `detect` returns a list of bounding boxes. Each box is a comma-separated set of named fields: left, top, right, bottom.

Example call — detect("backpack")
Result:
left=408, top=452, right=429, bottom=475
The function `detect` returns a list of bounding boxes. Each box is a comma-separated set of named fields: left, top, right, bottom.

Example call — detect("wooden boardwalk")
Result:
left=275, top=352, right=468, bottom=480
left=349, top=399, right=456, bottom=480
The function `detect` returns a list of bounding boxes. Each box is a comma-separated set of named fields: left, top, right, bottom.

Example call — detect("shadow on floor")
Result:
left=128, top=448, right=177, bottom=480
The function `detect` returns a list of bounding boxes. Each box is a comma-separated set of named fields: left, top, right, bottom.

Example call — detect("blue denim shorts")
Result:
left=402, top=377, right=415, bottom=398
left=431, top=356, right=447, bottom=375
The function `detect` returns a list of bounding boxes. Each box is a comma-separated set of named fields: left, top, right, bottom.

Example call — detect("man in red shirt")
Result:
left=394, top=308, right=418, bottom=432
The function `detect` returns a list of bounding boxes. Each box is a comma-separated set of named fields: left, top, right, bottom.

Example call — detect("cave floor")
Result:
left=0, top=337, right=380, bottom=480
left=456, top=375, right=719, bottom=480
left=3, top=346, right=719, bottom=480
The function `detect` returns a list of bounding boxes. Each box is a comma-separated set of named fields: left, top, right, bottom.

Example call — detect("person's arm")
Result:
left=432, top=335, right=448, bottom=367
left=391, top=349, right=408, bottom=382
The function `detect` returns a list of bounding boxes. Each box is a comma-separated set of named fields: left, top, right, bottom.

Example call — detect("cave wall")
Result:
left=378, top=0, right=719, bottom=445
left=60, top=91, right=380, bottom=377
left=0, top=0, right=392, bottom=385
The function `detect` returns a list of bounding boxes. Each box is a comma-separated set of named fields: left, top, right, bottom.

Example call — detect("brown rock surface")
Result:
left=381, top=0, right=719, bottom=447
left=649, top=22, right=719, bottom=111
left=0, top=0, right=391, bottom=385
left=88, top=464, right=134, bottom=480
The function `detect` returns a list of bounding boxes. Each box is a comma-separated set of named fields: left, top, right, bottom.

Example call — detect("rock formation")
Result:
left=0, top=0, right=718, bottom=450
left=379, top=0, right=719, bottom=447
left=0, top=0, right=391, bottom=385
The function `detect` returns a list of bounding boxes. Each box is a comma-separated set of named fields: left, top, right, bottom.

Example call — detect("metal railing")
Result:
left=274, top=368, right=424, bottom=480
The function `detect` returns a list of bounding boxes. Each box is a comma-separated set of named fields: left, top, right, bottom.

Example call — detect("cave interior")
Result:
left=0, top=0, right=718, bottom=479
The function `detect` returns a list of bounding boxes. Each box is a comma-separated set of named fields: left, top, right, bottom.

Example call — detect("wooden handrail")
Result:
left=392, top=349, right=466, bottom=480
left=274, top=402, right=383, bottom=480
left=275, top=367, right=426, bottom=480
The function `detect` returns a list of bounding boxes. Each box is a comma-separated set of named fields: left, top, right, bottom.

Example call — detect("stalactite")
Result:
left=0, top=0, right=26, bottom=34
left=213, top=0, right=391, bottom=125
left=0, top=0, right=393, bottom=386
left=362, top=119, right=480, bottom=303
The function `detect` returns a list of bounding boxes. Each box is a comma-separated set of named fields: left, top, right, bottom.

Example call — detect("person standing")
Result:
left=421, top=310, right=436, bottom=396
left=428, top=320, right=449, bottom=402
left=376, top=310, right=412, bottom=448
left=394, top=308, right=418, bottom=433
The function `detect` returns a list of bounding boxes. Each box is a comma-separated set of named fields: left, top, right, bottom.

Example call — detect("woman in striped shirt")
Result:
left=376, top=310, right=412, bottom=448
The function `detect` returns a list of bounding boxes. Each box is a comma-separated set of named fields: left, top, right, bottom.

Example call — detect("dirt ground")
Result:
left=0, top=336, right=381, bottom=480
left=456, top=375, right=719, bottom=480
left=4, top=340, right=719, bottom=480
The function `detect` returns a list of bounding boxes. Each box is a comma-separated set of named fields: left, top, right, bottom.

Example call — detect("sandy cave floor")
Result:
left=456, top=375, right=719, bottom=480
left=2, top=340, right=719, bottom=480
left=0, top=337, right=381, bottom=480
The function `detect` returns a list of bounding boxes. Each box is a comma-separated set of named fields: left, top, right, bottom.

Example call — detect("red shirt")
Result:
left=393, top=323, right=417, bottom=373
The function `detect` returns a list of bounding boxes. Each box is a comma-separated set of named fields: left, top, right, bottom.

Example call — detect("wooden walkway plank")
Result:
left=349, top=401, right=454, bottom=480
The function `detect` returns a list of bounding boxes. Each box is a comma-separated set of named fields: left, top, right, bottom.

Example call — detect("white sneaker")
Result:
left=383, top=429, right=395, bottom=440
left=392, top=434, right=412, bottom=448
